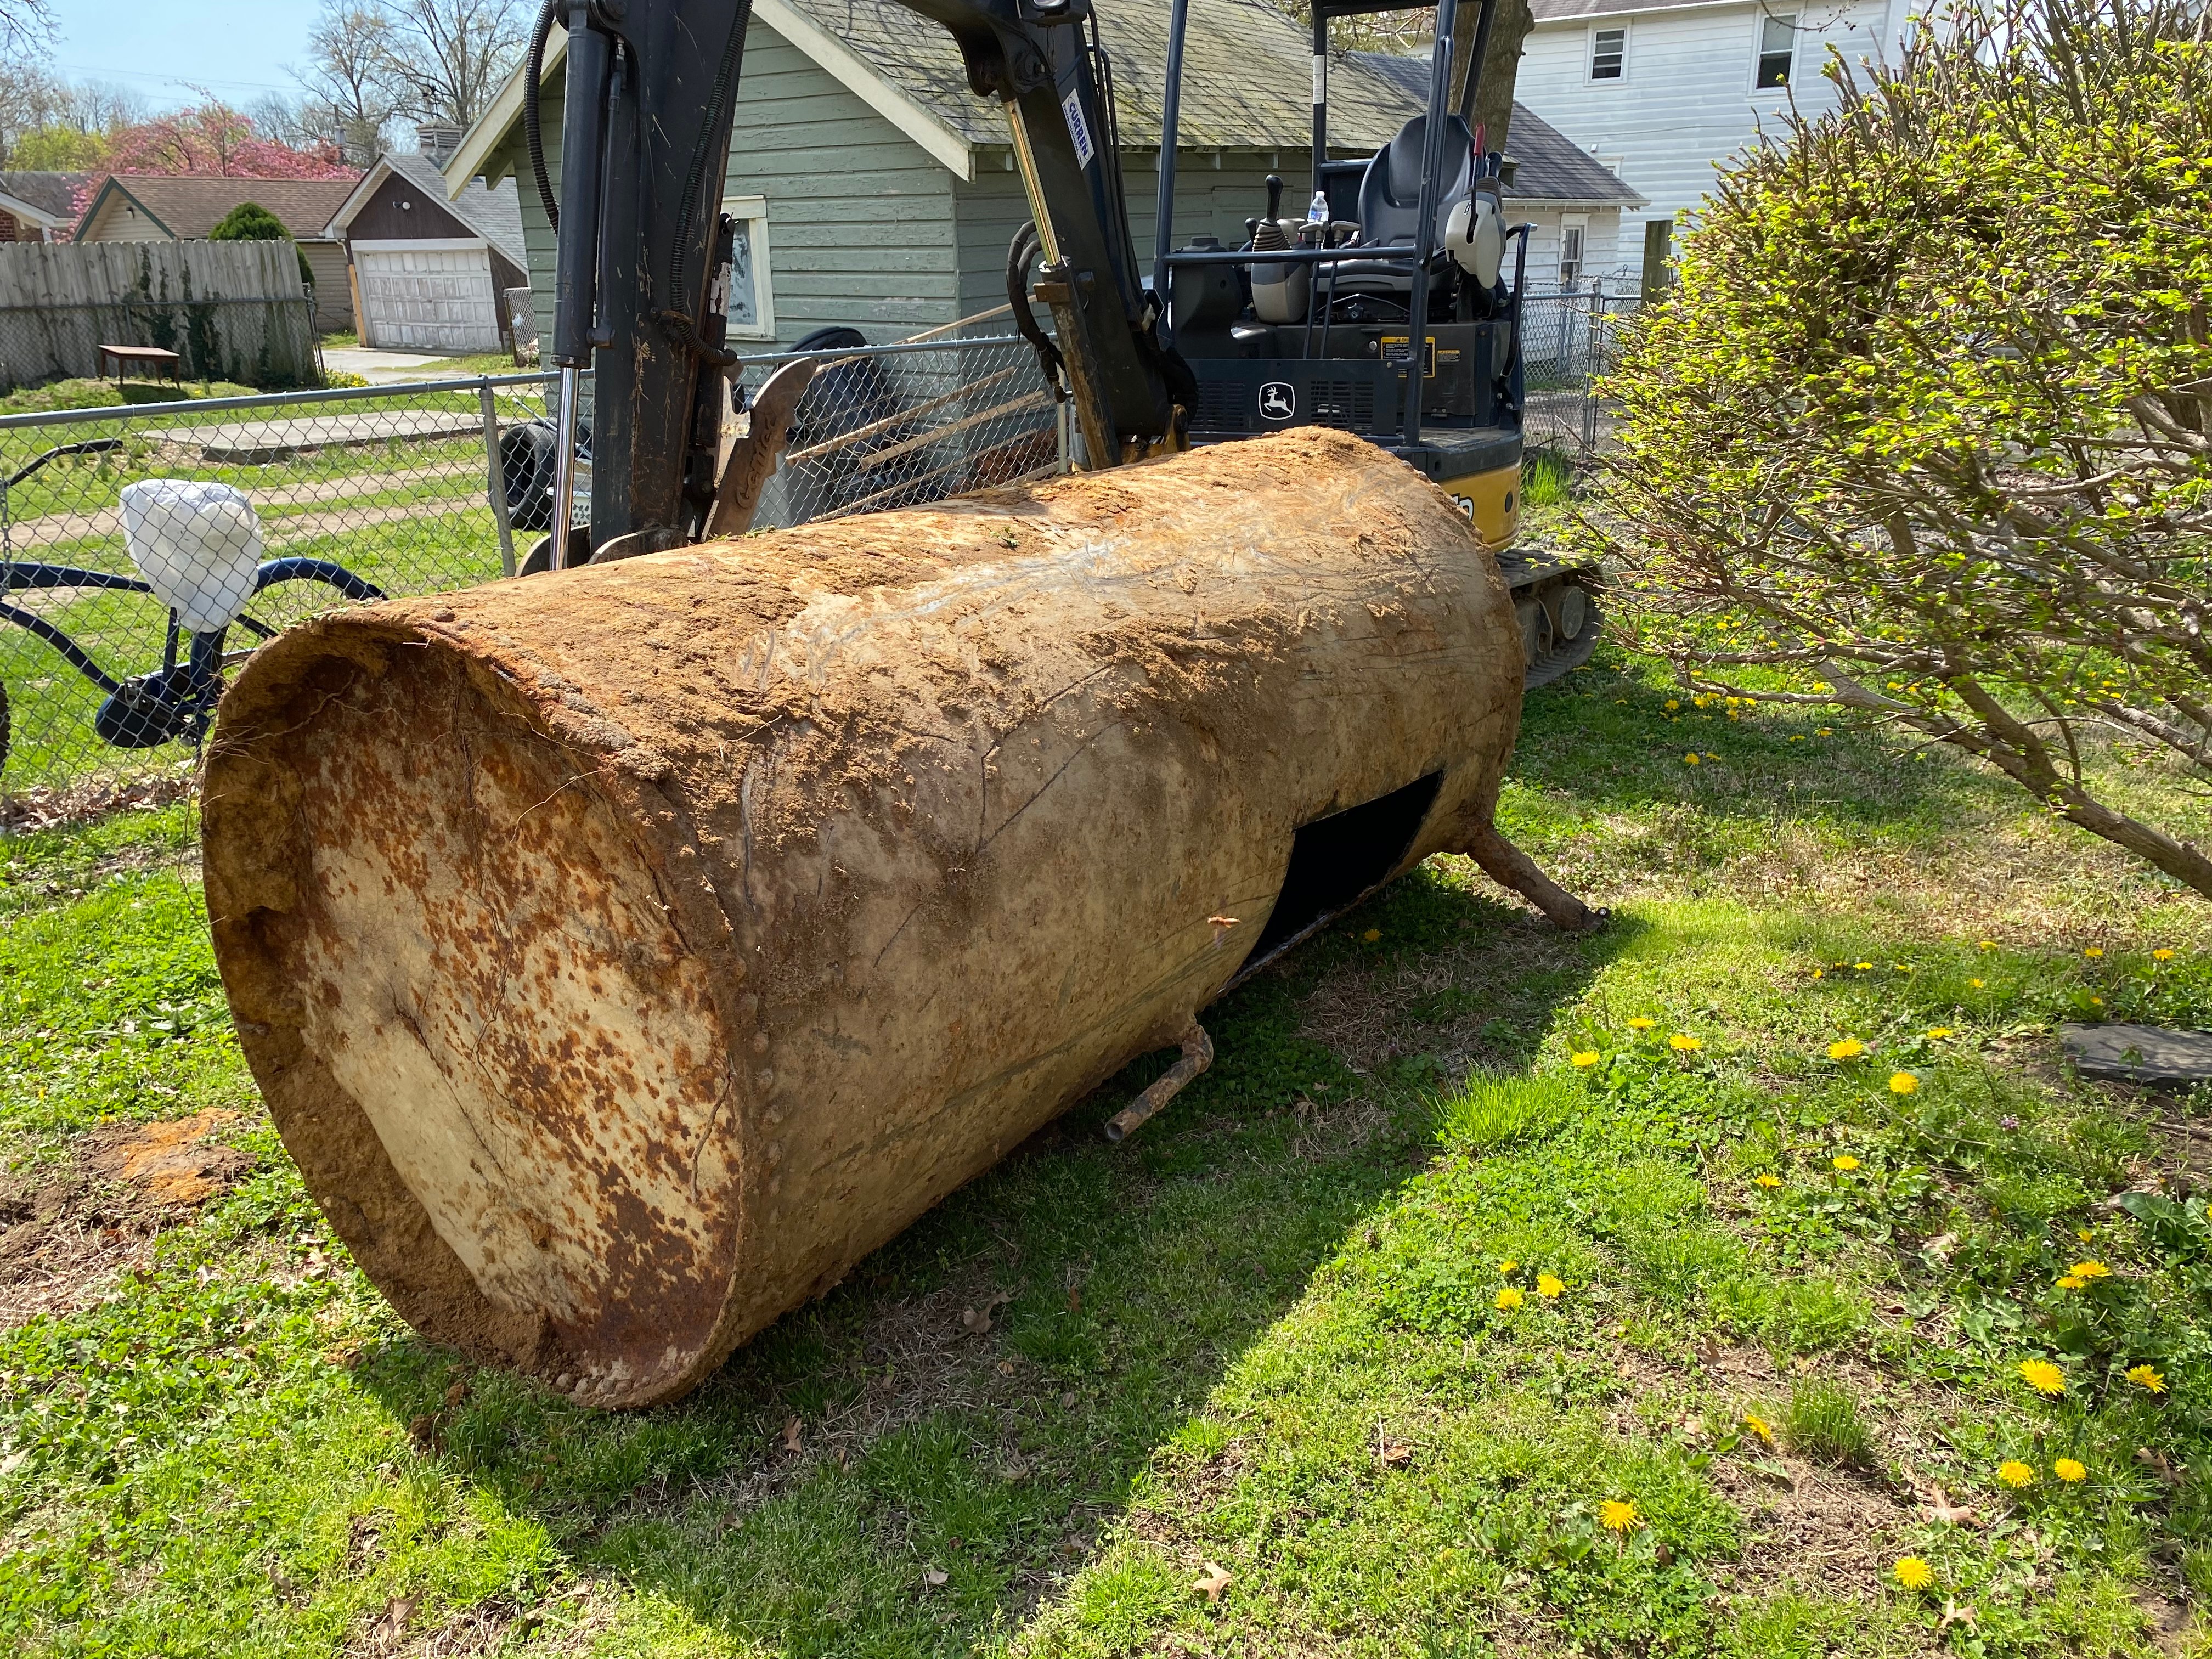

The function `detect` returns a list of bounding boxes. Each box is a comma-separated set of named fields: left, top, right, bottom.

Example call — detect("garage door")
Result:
left=354, top=241, right=501, bottom=352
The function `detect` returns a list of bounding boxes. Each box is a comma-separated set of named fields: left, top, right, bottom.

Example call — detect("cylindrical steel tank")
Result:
left=202, top=428, right=1536, bottom=1408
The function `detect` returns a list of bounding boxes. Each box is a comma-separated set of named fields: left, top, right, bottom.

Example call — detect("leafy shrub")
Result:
left=1585, top=0, right=2212, bottom=896
left=209, top=200, right=315, bottom=291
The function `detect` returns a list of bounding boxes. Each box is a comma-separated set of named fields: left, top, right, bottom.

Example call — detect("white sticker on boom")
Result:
left=1062, top=88, right=1096, bottom=169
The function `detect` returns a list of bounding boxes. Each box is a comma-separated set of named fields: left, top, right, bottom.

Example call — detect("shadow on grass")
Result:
left=347, top=863, right=1633, bottom=1654
left=1511, top=653, right=2001, bottom=839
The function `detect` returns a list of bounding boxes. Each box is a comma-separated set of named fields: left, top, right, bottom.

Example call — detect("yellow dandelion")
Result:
left=2084, top=947, right=2104, bottom=959
left=1969, top=978, right=1985, bottom=989
left=1684, top=753, right=1702, bottom=765
left=1570, top=1051, right=1601, bottom=1069
left=1893, top=1556, right=1935, bottom=1591
left=1536, top=1273, right=1565, bottom=1298
left=1832, top=1155, right=1861, bottom=1171
left=2056, top=1276, right=2086, bottom=1291
left=2019, top=1359, right=2066, bottom=1396
left=1854, top=961, right=1874, bottom=972
left=1362, top=928, right=1381, bottom=942
left=1743, top=1413, right=1774, bottom=1445
left=2089, top=996, right=2104, bottom=1007
left=1978, top=940, right=1995, bottom=951
left=1889, top=1071, right=1920, bottom=1096
left=1817, top=727, right=1833, bottom=736
left=2126, top=1364, right=2166, bottom=1395
left=2077, top=1228, right=2094, bottom=1243
left=1827, top=1038, right=1867, bottom=1060
left=1495, top=1286, right=1525, bottom=1311
left=1669, top=1033, right=1703, bottom=1053
left=2068, top=1261, right=2110, bottom=1279
left=1664, top=699, right=1680, bottom=711
left=2054, top=1459, right=2086, bottom=1483
left=2153, top=949, right=2176, bottom=962
left=1598, top=1500, right=1641, bottom=1533
left=1627, top=1017, right=1657, bottom=1031
left=1927, top=1028, right=1955, bottom=1039
left=1498, top=1259, right=1520, bottom=1276
left=1997, top=1460, right=2034, bottom=1488
left=1755, top=1173, right=1782, bottom=1189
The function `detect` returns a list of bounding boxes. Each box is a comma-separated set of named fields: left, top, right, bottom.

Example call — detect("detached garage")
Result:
left=328, top=152, right=528, bottom=353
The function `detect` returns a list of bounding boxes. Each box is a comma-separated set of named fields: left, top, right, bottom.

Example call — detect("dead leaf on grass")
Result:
left=1192, top=1561, right=1233, bottom=1604
left=363, top=1594, right=419, bottom=1653
left=923, top=1567, right=949, bottom=1588
left=961, top=1289, right=1012, bottom=1333
left=781, top=1416, right=803, bottom=1454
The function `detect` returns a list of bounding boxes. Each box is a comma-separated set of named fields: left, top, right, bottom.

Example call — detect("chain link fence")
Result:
left=736, top=314, right=1066, bottom=531
left=1517, top=276, right=1641, bottom=462
left=0, top=316, right=1065, bottom=806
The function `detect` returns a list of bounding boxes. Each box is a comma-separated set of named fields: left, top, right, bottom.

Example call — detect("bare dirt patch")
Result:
left=0, top=1109, right=252, bottom=1324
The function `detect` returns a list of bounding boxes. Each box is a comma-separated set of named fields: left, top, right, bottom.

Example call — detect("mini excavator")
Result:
left=522, top=0, right=1601, bottom=686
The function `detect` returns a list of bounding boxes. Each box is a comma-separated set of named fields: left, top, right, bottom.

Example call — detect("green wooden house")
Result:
left=442, top=0, right=1423, bottom=352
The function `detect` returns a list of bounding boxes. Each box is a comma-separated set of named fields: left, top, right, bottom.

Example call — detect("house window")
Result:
left=1756, top=13, right=1796, bottom=88
left=1560, top=218, right=1587, bottom=286
left=719, top=195, right=775, bottom=340
left=1590, top=26, right=1627, bottom=80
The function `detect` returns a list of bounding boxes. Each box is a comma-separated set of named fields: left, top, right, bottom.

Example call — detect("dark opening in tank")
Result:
left=1241, top=772, right=1445, bottom=974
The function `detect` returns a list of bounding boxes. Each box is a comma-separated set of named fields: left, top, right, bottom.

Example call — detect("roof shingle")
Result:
left=88, top=176, right=358, bottom=241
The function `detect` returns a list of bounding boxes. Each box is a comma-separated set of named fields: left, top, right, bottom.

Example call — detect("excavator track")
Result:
left=1499, top=549, right=1604, bottom=690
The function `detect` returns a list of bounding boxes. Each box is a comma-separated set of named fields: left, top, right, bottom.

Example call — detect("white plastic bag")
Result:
left=119, top=479, right=264, bottom=635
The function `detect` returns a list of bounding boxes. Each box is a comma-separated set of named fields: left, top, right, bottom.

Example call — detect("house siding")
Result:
left=952, top=146, right=1322, bottom=320
left=1519, top=0, right=1900, bottom=242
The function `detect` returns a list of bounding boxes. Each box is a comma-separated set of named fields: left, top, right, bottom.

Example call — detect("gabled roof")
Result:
left=785, top=0, right=1415, bottom=149
left=1344, top=56, right=1647, bottom=207
left=0, top=171, right=91, bottom=227
left=327, top=152, right=527, bottom=267
left=77, top=174, right=358, bottom=242
left=444, top=0, right=1421, bottom=195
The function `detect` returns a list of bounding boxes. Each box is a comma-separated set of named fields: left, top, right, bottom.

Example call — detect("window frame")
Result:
left=1587, top=21, right=1629, bottom=83
left=1752, top=10, right=1797, bottom=92
left=1558, top=215, right=1588, bottom=287
left=719, top=193, right=776, bottom=342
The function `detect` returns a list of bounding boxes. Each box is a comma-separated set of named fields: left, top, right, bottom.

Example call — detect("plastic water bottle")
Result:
left=1307, top=190, right=1329, bottom=225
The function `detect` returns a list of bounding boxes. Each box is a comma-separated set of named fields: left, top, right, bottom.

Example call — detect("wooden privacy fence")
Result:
left=0, top=241, right=319, bottom=391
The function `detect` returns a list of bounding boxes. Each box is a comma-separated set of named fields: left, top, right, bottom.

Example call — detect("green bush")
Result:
left=1584, top=0, right=2212, bottom=897
left=208, top=200, right=315, bottom=292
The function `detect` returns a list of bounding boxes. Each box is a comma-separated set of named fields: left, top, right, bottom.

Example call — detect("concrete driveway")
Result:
left=324, top=346, right=505, bottom=385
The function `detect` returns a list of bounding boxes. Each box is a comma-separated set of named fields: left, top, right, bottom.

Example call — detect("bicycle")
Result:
left=0, top=439, right=387, bottom=775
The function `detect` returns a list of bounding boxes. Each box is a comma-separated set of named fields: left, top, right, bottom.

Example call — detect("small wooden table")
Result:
left=98, top=345, right=183, bottom=390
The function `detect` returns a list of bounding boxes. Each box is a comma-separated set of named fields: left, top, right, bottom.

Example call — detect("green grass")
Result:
left=0, top=380, right=265, bottom=419
left=4, top=643, right=2212, bottom=1655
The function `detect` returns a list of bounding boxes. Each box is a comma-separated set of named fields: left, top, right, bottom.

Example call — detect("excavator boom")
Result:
left=533, top=0, right=1184, bottom=561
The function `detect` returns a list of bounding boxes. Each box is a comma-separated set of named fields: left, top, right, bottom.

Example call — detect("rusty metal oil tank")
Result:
left=201, top=428, right=1589, bottom=1408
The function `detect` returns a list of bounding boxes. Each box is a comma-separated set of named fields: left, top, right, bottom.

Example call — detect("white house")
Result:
left=1351, top=55, right=1646, bottom=291
left=1517, top=0, right=1911, bottom=281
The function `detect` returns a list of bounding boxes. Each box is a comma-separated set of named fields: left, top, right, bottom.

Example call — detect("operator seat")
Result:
left=1329, top=112, right=1476, bottom=300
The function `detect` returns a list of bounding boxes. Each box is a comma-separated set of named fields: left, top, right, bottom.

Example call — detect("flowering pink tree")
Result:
left=70, top=103, right=356, bottom=218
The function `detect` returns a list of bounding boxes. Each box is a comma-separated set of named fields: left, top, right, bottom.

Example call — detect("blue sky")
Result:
left=53, top=0, right=317, bottom=111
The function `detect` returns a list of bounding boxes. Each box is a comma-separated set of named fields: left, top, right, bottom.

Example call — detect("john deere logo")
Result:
left=1258, top=382, right=1295, bottom=421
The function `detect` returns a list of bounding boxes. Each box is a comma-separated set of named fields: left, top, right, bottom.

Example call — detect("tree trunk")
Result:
left=1448, top=0, right=1534, bottom=154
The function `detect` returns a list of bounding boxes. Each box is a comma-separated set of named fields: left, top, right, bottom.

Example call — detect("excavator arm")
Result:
left=530, top=0, right=1185, bottom=565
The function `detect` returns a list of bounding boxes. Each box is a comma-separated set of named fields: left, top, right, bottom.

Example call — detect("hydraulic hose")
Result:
left=1006, top=222, right=1066, bottom=402
left=526, top=0, right=560, bottom=233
